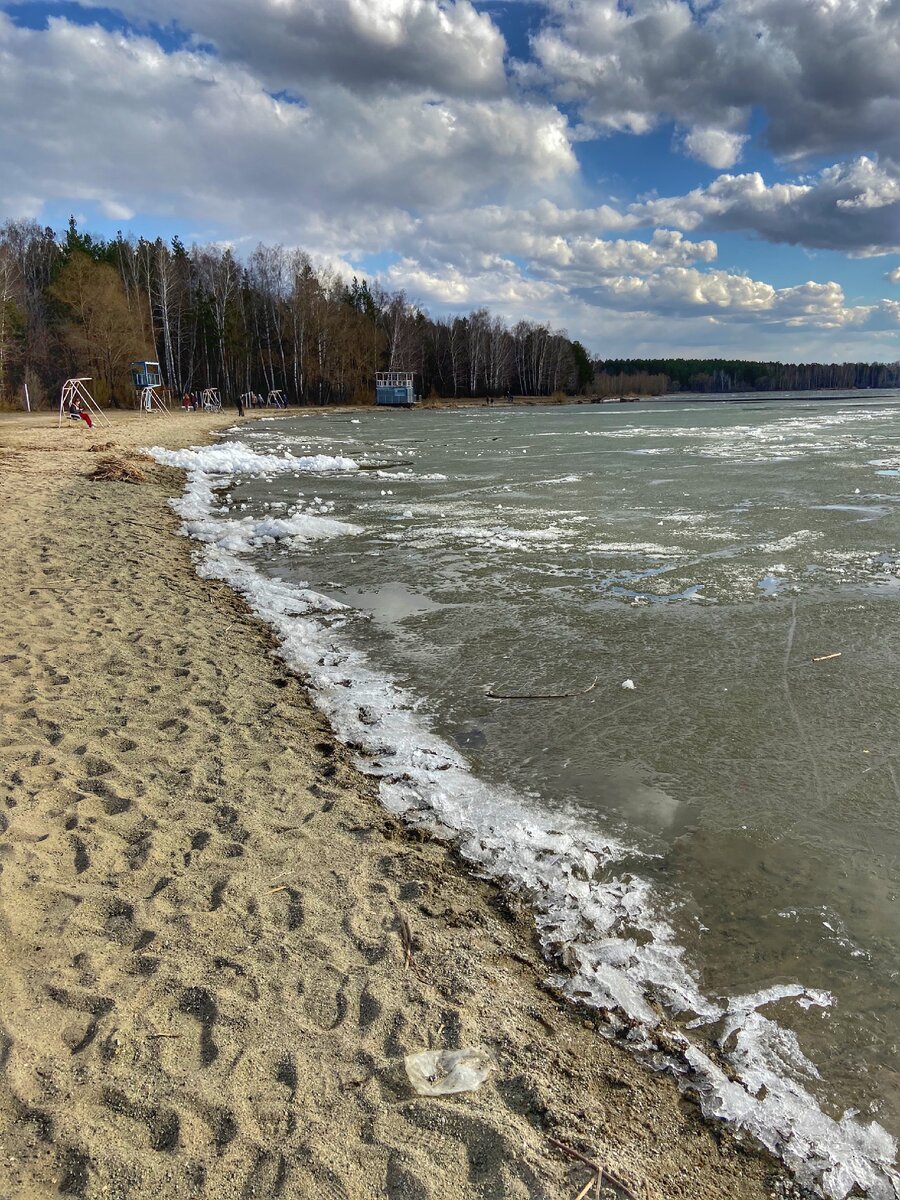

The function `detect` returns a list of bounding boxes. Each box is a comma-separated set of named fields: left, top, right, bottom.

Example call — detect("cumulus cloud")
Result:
left=631, top=158, right=900, bottom=256
left=530, top=0, right=900, bottom=164
left=65, top=0, right=509, bottom=98
left=404, top=208, right=716, bottom=278
left=585, top=268, right=873, bottom=329
left=384, top=256, right=560, bottom=309
left=0, top=2, right=896, bottom=361
left=0, top=14, right=574, bottom=241
left=387, top=227, right=875, bottom=338
left=679, top=127, right=749, bottom=170
left=887, top=267, right=900, bottom=284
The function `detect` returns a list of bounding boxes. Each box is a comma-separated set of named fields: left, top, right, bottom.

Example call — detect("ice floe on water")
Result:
left=588, top=540, right=683, bottom=556
left=182, top=510, right=362, bottom=553
left=419, top=522, right=571, bottom=552
left=149, top=441, right=359, bottom=477
left=541, top=407, right=900, bottom=468
left=150, top=437, right=900, bottom=1200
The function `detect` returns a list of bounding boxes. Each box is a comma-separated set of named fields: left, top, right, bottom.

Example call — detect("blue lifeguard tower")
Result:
left=130, top=360, right=169, bottom=414
left=131, top=360, right=162, bottom=389
left=375, top=370, right=415, bottom=407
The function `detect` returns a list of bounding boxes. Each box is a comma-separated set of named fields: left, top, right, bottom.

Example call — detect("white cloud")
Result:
left=679, top=127, right=750, bottom=170
left=530, top=0, right=900, bottom=164
left=590, top=268, right=872, bottom=329
left=387, top=230, right=876, bottom=340
left=631, top=158, right=900, bottom=256
left=405, top=208, right=715, bottom=277
left=887, top=267, right=900, bottom=284
left=385, top=257, right=559, bottom=309
left=70, top=0, right=509, bottom=99
left=0, top=3, right=895, bottom=362
left=0, top=15, right=575, bottom=244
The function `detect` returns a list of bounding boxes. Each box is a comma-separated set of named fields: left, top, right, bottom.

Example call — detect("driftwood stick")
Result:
left=486, top=677, right=598, bottom=701
left=812, top=652, right=842, bottom=662
left=548, top=1137, right=637, bottom=1198
left=548, top=1138, right=600, bottom=1171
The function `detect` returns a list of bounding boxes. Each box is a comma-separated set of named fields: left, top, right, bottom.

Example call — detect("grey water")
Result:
left=237, top=395, right=900, bottom=1142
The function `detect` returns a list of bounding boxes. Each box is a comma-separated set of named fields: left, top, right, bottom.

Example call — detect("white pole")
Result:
left=24, top=382, right=30, bottom=412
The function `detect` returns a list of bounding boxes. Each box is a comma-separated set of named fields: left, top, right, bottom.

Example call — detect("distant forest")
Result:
left=0, top=218, right=897, bottom=409
left=594, top=358, right=900, bottom=397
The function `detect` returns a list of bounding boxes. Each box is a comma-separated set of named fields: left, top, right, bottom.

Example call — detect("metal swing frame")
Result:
left=58, top=378, right=111, bottom=428
left=138, top=384, right=171, bottom=415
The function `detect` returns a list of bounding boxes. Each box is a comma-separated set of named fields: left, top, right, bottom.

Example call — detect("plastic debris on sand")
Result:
left=404, top=1047, right=493, bottom=1096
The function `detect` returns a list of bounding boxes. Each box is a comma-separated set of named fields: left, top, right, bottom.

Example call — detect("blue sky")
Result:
left=1, top=0, right=898, bottom=360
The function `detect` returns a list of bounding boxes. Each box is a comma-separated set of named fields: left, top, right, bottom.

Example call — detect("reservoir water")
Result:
left=156, top=394, right=900, bottom=1196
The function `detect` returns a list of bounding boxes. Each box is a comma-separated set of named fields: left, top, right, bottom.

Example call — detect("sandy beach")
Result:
left=0, top=409, right=790, bottom=1200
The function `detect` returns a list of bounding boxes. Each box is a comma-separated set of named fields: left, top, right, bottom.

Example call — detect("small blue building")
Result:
left=376, top=370, right=415, bottom=407
left=130, top=361, right=162, bottom=389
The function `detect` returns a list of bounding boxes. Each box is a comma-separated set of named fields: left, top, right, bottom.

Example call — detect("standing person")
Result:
left=236, top=393, right=244, bottom=417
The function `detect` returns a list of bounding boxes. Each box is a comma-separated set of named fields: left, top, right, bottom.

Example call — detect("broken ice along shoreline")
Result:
left=148, top=439, right=899, bottom=1200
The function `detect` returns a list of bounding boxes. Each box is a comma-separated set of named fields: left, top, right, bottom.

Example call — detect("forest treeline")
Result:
left=597, top=358, right=900, bottom=395
left=0, top=218, right=897, bottom=409
left=0, top=218, right=592, bottom=409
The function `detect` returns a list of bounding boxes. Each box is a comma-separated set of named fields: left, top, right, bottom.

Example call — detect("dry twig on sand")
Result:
left=89, top=453, right=148, bottom=484
left=812, top=652, right=842, bottom=662
left=396, top=909, right=414, bottom=970
left=485, top=677, right=598, bottom=701
left=548, top=1137, right=640, bottom=1200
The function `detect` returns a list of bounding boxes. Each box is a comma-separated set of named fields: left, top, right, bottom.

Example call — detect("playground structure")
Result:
left=201, top=388, right=222, bottom=412
left=131, top=361, right=170, bottom=414
left=58, top=378, right=111, bottom=428
left=375, top=371, right=415, bottom=407
left=268, top=389, right=285, bottom=408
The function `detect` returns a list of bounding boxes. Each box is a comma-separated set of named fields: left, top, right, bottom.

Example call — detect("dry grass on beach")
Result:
left=88, top=451, right=150, bottom=484
left=0, top=410, right=787, bottom=1199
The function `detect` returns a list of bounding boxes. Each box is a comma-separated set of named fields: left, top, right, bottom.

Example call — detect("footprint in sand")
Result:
left=177, top=985, right=219, bottom=1066
left=101, top=1086, right=180, bottom=1152
left=296, top=961, right=348, bottom=1033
